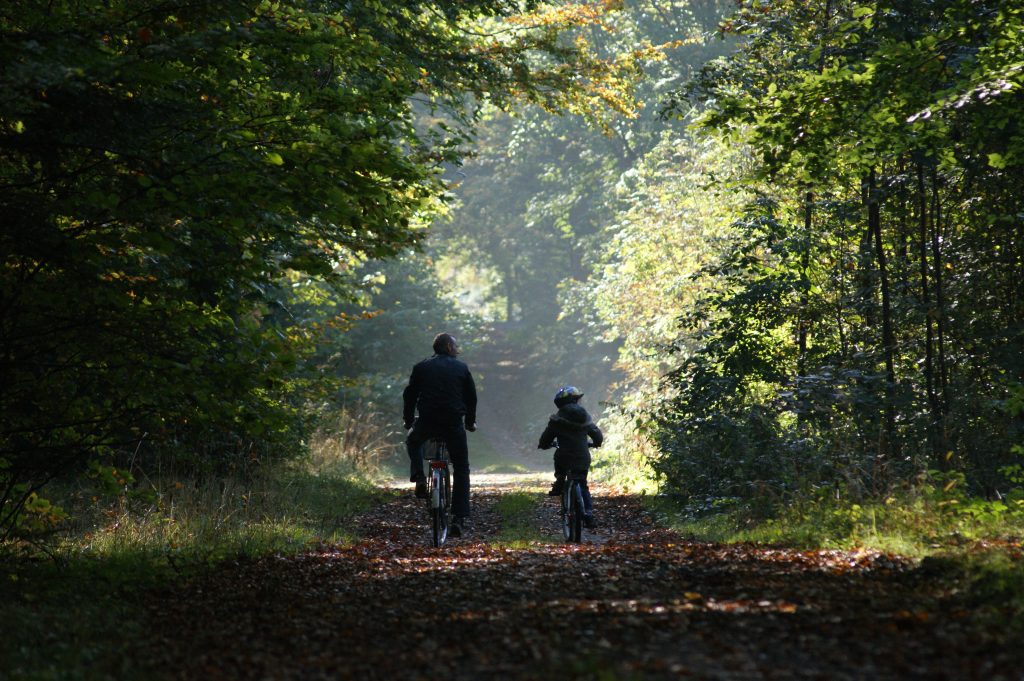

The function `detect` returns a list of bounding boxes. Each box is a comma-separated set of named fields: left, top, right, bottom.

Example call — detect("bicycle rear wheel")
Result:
left=569, top=482, right=584, bottom=542
left=443, top=466, right=451, bottom=534
left=561, top=484, right=572, bottom=541
left=563, top=480, right=584, bottom=543
left=430, top=467, right=448, bottom=546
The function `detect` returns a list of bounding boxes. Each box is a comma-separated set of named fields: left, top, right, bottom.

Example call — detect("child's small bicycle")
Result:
left=560, top=469, right=587, bottom=543
left=423, top=438, right=451, bottom=547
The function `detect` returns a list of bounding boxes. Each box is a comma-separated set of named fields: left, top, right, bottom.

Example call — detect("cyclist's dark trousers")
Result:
left=554, top=450, right=593, bottom=513
left=407, top=417, right=470, bottom=519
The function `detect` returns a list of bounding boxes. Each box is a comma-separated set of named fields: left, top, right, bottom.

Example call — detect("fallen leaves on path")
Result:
left=143, top=479, right=1022, bottom=680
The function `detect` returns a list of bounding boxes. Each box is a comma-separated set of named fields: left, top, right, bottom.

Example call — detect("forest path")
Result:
left=463, top=323, right=550, bottom=473
left=145, top=477, right=1020, bottom=681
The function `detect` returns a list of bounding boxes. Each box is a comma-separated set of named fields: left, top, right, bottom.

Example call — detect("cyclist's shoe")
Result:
left=450, top=517, right=466, bottom=538
left=547, top=480, right=565, bottom=497
left=583, top=513, right=596, bottom=529
left=413, top=476, right=428, bottom=499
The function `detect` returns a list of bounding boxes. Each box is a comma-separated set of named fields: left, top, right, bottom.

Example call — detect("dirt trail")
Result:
left=145, top=477, right=1021, bottom=681
left=467, top=324, right=548, bottom=472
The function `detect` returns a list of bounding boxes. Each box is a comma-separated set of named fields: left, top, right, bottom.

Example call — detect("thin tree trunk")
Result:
left=798, top=191, right=812, bottom=376
left=836, top=210, right=848, bottom=357
left=930, top=167, right=949, bottom=455
left=504, top=265, right=516, bottom=323
left=897, top=160, right=910, bottom=283
left=917, top=162, right=939, bottom=463
left=1016, top=203, right=1024, bottom=320
left=869, top=169, right=899, bottom=472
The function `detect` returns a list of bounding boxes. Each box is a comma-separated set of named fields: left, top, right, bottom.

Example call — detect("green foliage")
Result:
left=439, top=0, right=735, bottom=328
left=9, top=490, right=68, bottom=536
left=335, top=252, right=482, bottom=377
left=649, top=196, right=828, bottom=499
left=643, top=0, right=1024, bottom=505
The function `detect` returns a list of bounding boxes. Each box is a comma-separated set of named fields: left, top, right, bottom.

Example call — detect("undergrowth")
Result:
left=650, top=476, right=1024, bottom=555
left=60, top=467, right=380, bottom=565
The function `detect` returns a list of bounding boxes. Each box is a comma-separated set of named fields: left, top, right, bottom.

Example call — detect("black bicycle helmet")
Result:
left=553, top=385, right=584, bottom=407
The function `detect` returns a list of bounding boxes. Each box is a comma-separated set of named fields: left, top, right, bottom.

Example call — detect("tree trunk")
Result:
left=798, top=191, right=813, bottom=376
left=504, top=265, right=516, bottom=323
left=916, top=162, right=939, bottom=463
left=869, top=169, right=899, bottom=473
left=930, top=167, right=949, bottom=456
left=836, top=211, right=848, bottom=357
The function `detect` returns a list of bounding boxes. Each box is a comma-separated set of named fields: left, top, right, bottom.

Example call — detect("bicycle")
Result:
left=423, top=437, right=452, bottom=547
left=560, top=469, right=587, bottom=543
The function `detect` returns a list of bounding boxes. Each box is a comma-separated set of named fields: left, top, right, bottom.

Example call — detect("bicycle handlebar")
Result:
left=539, top=440, right=601, bottom=450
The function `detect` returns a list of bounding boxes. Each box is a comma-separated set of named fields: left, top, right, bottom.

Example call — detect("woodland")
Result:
left=1, top=1, right=1023, bottom=679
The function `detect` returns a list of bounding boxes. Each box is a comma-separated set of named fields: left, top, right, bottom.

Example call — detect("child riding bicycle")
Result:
left=537, top=386, right=603, bottom=528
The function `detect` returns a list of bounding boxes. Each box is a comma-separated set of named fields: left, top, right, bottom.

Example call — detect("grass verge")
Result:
left=648, top=491, right=1024, bottom=633
left=1, top=463, right=384, bottom=681
left=916, top=548, right=1024, bottom=636
left=491, top=491, right=549, bottom=547
left=648, top=492, right=1024, bottom=554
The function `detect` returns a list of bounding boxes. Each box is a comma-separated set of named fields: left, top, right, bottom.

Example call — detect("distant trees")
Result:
left=430, top=1, right=736, bottom=449
left=439, top=0, right=734, bottom=328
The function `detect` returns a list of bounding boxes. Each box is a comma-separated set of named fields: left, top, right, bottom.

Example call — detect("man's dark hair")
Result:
left=432, top=333, right=458, bottom=355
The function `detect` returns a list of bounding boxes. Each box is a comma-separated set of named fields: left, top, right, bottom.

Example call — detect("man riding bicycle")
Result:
left=403, top=333, right=477, bottom=537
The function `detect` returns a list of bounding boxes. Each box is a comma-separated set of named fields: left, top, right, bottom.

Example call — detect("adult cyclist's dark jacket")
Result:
left=403, top=353, right=477, bottom=426
left=538, top=403, right=603, bottom=458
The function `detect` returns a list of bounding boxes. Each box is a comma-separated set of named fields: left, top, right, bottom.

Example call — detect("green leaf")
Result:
left=988, top=153, right=1007, bottom=169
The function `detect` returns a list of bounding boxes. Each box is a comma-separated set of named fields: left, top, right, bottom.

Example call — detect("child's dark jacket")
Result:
left=538, top=403, right=603, bottom=468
